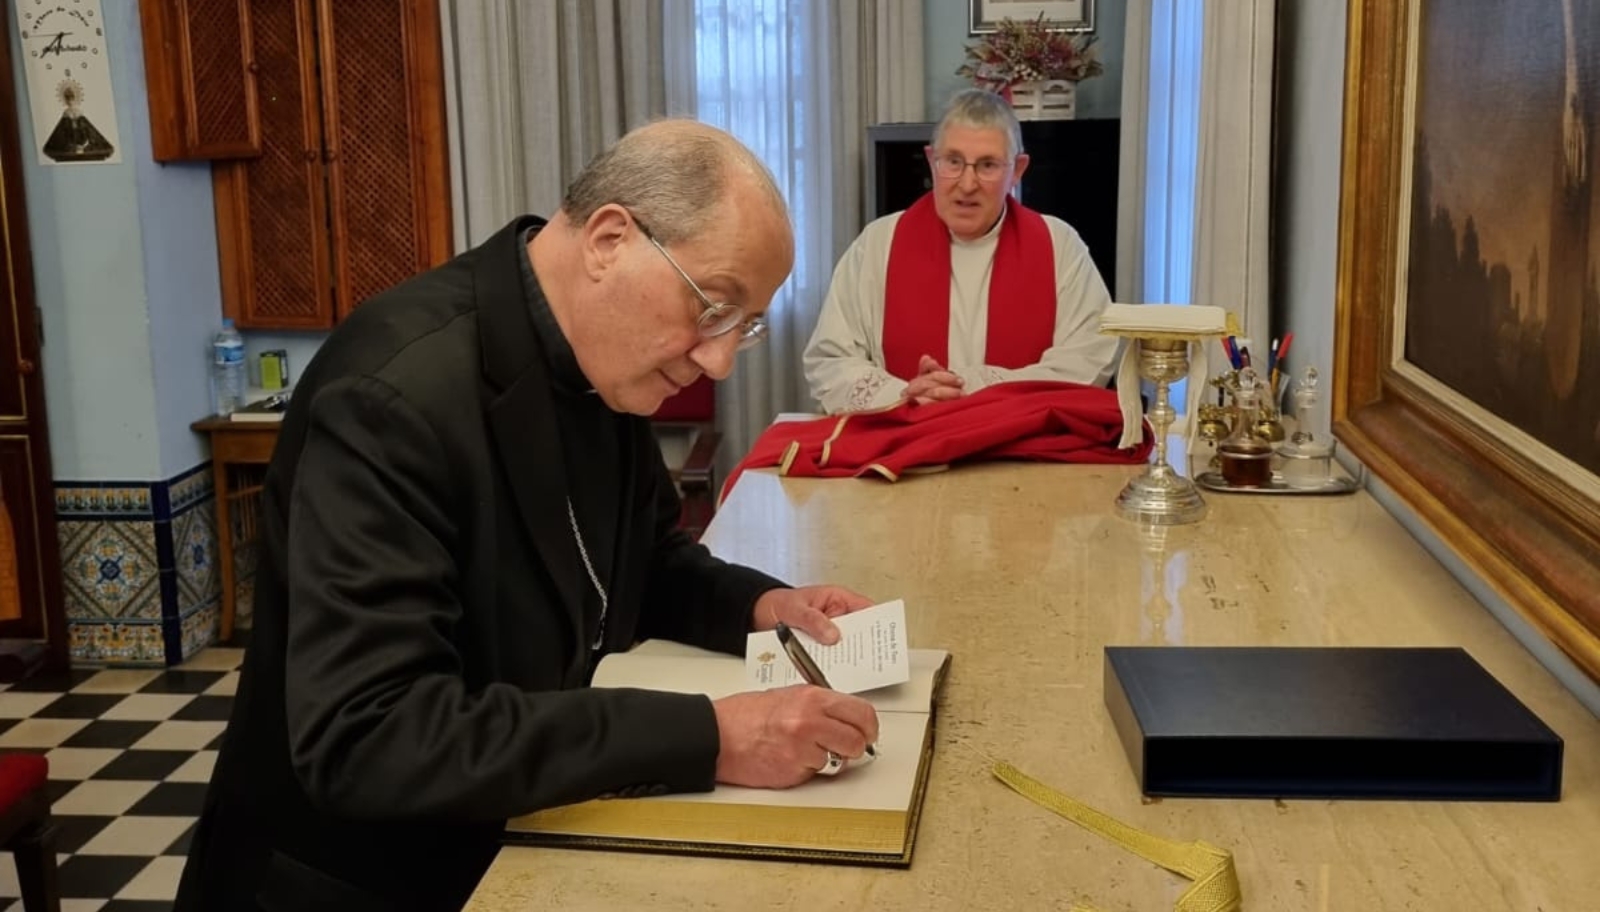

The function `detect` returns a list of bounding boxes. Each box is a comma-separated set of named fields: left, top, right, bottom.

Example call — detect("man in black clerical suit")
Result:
left=174, top=120, right=881, bottom=912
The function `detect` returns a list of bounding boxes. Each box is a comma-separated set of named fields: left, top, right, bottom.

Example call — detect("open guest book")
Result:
left=505, top=602, right=951, bottom=867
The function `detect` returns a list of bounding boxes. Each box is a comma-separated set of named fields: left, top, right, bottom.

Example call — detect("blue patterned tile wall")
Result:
left=55, top=464, right=221, bottom=666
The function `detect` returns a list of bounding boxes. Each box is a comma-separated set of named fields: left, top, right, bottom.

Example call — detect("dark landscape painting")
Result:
left=1406, top=0, right=1600, bottom=474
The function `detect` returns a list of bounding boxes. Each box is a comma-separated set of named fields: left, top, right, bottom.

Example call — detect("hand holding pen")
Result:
left=777, top=622, right=879, bottom=770
left=707, top=624, right=879, bottom=788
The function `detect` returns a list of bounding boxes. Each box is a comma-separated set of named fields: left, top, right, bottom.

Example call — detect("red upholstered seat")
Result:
left=650, top=376, right=722, bottom=539
left=0, top=755, right=46, bottom=809
left=0, top=751, right=60, bottom=910
left=652, top=375, right=716, bottom=423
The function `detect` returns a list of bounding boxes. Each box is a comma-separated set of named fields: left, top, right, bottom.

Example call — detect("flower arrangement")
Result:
left=956, top=16, right=1104, bottom=89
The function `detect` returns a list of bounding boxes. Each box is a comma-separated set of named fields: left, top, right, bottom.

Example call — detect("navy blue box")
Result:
left=1103, top=647, right=1564, bottom=801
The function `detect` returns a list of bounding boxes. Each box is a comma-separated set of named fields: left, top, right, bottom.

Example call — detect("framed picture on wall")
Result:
left=1335, top=0, right=1600, bottom=681
left=969, top=0, right=1094, bottom=35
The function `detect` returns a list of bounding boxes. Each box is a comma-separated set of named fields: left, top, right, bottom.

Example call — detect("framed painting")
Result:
left=968, top=0, right=1094, bottom=35
left=1335, top=0, right=1600, bottom=680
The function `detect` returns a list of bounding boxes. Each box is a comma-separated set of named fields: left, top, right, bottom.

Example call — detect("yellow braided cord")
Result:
left=994, top=762, right=1242, bottom=912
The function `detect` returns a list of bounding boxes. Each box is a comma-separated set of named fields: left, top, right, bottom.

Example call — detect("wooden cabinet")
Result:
left=212, top=0, right=452, bottom=329
left=139, top=0, right=262, bottom=161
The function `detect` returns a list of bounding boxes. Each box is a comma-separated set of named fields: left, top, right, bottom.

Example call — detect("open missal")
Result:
left=504, top=601, right=951, bottom=867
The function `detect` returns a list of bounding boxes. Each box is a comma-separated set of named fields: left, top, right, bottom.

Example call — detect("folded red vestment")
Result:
left=722, top=380, right=1152, bottom=503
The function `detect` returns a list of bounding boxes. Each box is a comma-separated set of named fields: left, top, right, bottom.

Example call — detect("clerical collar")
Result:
left=517, top=224, right=593, bottom=394
left=951, top=201, right=1009, bottom=248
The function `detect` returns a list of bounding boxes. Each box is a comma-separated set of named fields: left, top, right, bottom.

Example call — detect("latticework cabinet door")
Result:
left=318, top=0, right=452, bottom=318
left=216, top=0, right=449, bottom=328
left=140, top=0, right=261, bottom=161
left=215, top=0, right=333, bottom=329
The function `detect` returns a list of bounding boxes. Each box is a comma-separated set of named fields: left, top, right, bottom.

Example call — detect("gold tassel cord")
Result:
left=993, top=762, right=1243, bottom=912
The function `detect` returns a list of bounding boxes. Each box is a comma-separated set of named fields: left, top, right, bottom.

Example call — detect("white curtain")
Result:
left=1191, top=0, right=1277, bottom=349
left=1117, top=0, right=1275, bottom=408
left=441, top=0, right=924, bottom=465
left=440, top=0, right=667, bottom=250
left=682, top=0, right=925, bottom=468
left=1116, top=0, right=1203, bottom=308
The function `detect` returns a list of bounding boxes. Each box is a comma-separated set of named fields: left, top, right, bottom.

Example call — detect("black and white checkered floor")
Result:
left=0, top=647, right=242, bottom=911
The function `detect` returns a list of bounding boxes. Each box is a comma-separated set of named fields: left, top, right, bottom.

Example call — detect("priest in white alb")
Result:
left=803, top=89, right=1119, bottom=415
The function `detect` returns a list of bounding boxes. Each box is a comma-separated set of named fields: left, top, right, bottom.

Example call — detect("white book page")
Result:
left=638, top=711, right=928, bottom=812
left=744, top=599, right=911, bottom=694
left=593, top=640, right=945, bottom=715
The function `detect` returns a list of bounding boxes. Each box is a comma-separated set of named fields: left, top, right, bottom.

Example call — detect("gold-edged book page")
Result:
left=504, top=643, right=951, bottom=867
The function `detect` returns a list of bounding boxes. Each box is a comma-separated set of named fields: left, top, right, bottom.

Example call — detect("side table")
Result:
left=190, top=416, right=281, bottom=642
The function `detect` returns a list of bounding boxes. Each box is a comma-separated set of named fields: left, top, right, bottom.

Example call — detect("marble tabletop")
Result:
left=466, top=462, right=1599, bottom=911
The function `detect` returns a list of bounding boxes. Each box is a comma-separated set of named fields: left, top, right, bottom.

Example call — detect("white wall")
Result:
left=123, top=14, right=221, bottom=481
left=1275, top=0, right=1347, bottom=440
left=10, top=0, right=220, bottom=482
left=14, top=0, right=160, bottom=480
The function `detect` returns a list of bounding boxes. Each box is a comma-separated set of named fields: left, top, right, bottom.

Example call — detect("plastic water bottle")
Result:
left=212, top=319, right=246, bottom=416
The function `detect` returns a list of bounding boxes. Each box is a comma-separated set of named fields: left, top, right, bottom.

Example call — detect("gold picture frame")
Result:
left=1333, top=0, right=1600, bottom=680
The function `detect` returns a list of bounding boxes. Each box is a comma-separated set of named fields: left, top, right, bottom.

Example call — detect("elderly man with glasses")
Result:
left=804, top=88, right=1119, bottom=414
left=177, top=120, right=880, bottom=912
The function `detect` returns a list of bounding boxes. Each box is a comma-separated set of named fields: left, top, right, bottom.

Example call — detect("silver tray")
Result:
left=1194, top=471, right=1358, bottom=496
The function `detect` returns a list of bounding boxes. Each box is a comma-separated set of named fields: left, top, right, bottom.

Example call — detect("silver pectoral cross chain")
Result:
left=566, top=498, right=609, bottom=651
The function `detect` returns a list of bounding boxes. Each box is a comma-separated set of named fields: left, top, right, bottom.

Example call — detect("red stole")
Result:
left=881, top=193, right=1057, bottom=381
left=720, top=381, right=1152, bottom=504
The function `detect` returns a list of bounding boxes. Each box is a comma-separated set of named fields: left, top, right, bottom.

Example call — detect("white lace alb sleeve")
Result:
left=802, top=217, right=908, bottom=413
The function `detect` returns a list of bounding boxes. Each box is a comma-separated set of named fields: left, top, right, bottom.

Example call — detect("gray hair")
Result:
left=561, top=119, right=788, bottom=245
left=932, top=89, right=1024, bottom=159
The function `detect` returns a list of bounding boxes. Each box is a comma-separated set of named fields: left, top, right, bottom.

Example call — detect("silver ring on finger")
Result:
left=816, top=750, right=845, bottom=776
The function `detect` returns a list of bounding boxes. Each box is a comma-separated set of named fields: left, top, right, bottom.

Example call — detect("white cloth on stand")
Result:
left=1101, top=305, right=1227, bottom=450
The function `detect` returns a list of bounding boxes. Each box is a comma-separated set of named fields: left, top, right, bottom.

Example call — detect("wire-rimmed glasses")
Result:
left=929, top=153, right=1011, bottom=183
left=632, top=214, right=768, bottom=351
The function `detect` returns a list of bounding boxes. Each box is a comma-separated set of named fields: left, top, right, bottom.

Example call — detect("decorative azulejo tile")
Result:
left=173, top=507, right=218, bottom=617
left=167, top=465, right=214, bottom=518
left=58, top=521, right=162, bottom=621
left=57, top=463, right=223, bottom=667
left=179, top=602, right=220, bottom=663
left=54, top=485, right=155, bottom=519
left=68, top=619, right=169, bottom=665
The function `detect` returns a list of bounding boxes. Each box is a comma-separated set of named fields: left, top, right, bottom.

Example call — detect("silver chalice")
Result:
left=1114, top=337, right=1207, bottom=524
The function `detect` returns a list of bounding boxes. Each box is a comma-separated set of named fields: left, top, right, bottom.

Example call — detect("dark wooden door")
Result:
left=0, top=12, right=70, bottom=675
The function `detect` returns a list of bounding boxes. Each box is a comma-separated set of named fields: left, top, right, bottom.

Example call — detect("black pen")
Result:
left=774, top=622, right=877, bottom=758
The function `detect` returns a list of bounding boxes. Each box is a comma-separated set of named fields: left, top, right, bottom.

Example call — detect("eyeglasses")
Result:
left=632, top=215, right=768, bottom=351
left=930, top=153, right=1011, bottom=183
